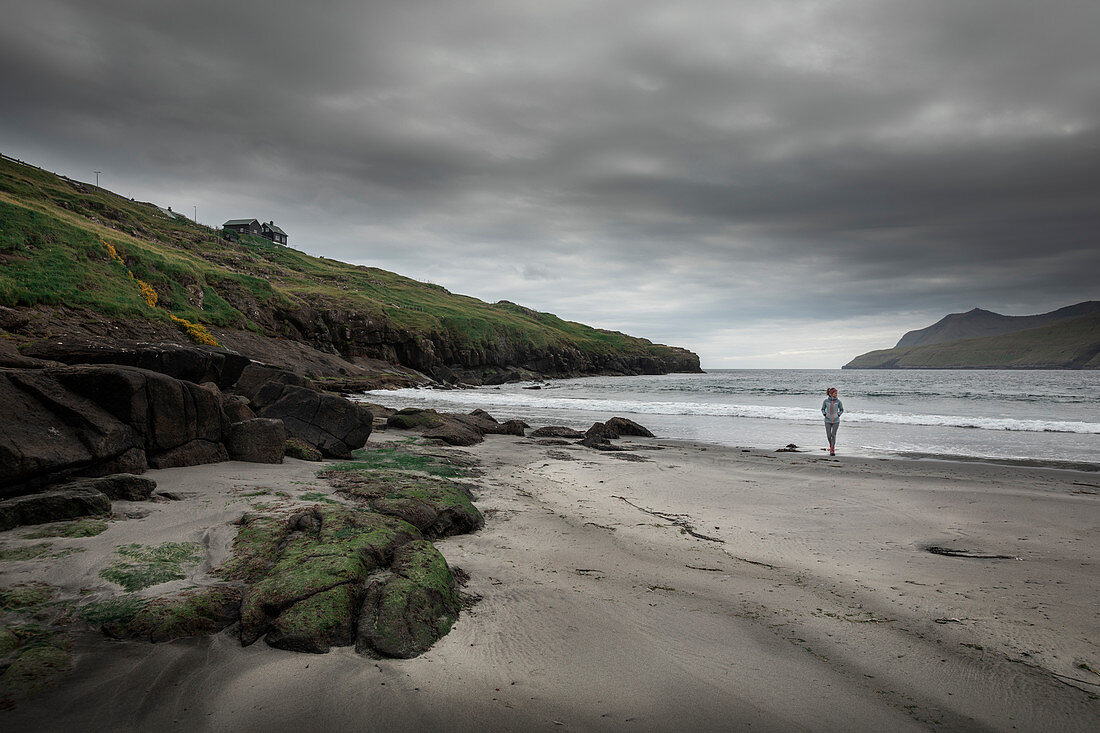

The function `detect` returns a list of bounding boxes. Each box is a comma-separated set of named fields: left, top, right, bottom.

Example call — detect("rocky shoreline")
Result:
left=0, top=334, right=666, bottom=709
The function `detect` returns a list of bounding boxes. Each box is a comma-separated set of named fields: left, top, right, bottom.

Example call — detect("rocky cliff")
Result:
left=0, top=154, right=700, bottom=383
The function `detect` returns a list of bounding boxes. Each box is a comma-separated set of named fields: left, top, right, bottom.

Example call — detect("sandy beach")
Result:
left=2, top=432, right=1098, bottom=732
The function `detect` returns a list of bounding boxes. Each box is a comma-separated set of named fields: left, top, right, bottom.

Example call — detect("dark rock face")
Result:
left=604, top=417, right=655, bottom=438
left=226, top=419, right=286, bottom=464
left=70, top=474, right=157, bottom=501
left=21, top=340, right=251, bottom=389
left=0, top=364, right=238, bottom=495
left=251, top=383, right=373, bottom=459
left=148, top=440, right=229, bottom=469
left=222, top=396, right=255, bottom=423
left=387, top=408, right=526, bottom=446
left=0, top=487, right=111, bottom=530
left=272, top=302, right=702, bottom=381
left=529, top=426, right=586, bottom=439
left=581, top=422, right=618, bottom=448
left=421, top=422, right=483, bottom=446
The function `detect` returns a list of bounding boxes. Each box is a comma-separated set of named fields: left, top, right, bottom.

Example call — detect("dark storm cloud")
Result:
left=2, top=0, right=1098, bottom=365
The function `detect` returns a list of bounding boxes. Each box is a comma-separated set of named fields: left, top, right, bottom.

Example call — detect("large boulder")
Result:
left=237, top=506, right=420, bottom=652
left=604, top=417, right=655, bottom=438
left=0, top=487, right=111, bottom=531
left=226, top=419, right=286, bottom=464
left=252, top=383, right=373, bottom=459
left=68, top=474, right=156, bottom=501
left=0, top=364, right=236, bottom=495
left=421, top=421, right=483, bottom=446
left=21, top=340, right=251, bottom=389
left=336, top=474, right=484, bottom=539
left=356, top=540, right=462, bottom=659
left=529, top=426, right=586, bottom=439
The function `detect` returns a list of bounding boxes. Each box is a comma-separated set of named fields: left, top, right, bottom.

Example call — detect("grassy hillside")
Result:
left=844, top=314, right=1100, bottom=369
left=0, top=154, right=698, bottom=376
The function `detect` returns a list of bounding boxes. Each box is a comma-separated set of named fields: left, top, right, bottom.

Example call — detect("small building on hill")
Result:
left=223, top=218, right=263, bottom=237
left=262, top=220, right=288, bottom=245
left=222, top=218, right=289, bottom=245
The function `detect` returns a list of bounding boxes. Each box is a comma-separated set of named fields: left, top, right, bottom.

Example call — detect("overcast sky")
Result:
left=3, top=0, right=1098, bottom=368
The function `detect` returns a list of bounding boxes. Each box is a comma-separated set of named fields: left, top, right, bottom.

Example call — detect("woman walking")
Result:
left=821, top=387, right=844, bottom=456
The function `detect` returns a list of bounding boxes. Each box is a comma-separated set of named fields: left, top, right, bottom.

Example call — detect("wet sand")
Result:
left=2, top=435, right=1098, bottom=731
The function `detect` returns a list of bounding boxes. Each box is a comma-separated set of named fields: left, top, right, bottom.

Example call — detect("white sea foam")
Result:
left=365, top=387, right=1100, bottom=435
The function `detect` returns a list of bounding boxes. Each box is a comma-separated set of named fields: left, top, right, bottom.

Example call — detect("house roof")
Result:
left=263, top=222, right=287, bottom=235
left=223, top=218, right=260, bottom=227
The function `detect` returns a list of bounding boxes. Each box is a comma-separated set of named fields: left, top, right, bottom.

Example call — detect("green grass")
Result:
left=299, top=491, right=342, bottom=505
left=0, top=154, right=696, bottom=370
left=325, top=445, right=469, bottom=478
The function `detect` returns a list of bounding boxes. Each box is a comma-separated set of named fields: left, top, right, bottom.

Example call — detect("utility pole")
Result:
left=193, top=205, right=197, bottom=222
left=94, top=170, right=101, bottom=187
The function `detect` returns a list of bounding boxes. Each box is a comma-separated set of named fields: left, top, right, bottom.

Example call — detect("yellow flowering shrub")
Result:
left=104, top=240, right=125, bottom=266
left=169, top=314, right=221, bottom=347
left=137, top=279, right=158, bottom=308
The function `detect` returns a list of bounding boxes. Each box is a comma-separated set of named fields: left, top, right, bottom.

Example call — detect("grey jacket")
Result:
left=821, top=397, right=844, bottom=424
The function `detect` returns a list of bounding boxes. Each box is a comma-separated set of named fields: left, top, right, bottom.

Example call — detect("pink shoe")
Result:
left=829, top=447, right=835, bottom=456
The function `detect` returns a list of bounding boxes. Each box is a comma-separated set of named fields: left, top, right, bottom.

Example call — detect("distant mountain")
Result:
left=895, top=302, right=1100, bottom=348
left=844, top=305, right=1100, bottom=370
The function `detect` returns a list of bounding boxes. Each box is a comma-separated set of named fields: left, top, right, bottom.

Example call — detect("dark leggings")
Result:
left=825, top=421, right=839, bottom=447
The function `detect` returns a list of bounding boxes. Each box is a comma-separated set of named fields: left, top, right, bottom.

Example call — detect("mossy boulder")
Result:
left=386, top=408, right=445, bottom=430
left=356, top=539, right=461, bottom=659
left=238, top=505, right=420, bottom=648
left=0, top=582, right=57, bottom=610
left=285, top=438, right=323, bottom=462
left=0, top=643, right=72, bottom=706
left=0, top=487, right=111, bottom=531
left=364, top=475, right=483, bottom=539
left=264, top=583, right=361, bottom=653
left=216, top=513, right=290, bottom=583
left=101, top=586, right=242, bottom=642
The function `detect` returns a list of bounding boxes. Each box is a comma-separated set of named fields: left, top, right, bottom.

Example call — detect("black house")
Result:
left=222, top=218, right=288, bottom=245
left=222, top=218, right=262, bottom=236
left=262, top=221, right=288, bottom=245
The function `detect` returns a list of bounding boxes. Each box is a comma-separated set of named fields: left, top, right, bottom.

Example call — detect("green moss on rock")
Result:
left=99, top=542, right=205, bottom=591
left=285, top=438, right=323, bottom=461
left=102, top=586, right=242, bottom=642
left=356, top=539, right=460, bottom=659
left=22, top=518, right=109, bottom=539
left=332, top=470, right=483, bottom=538
left=0, top=582, right=58, bottom=611
left=0, top=625, right=18, bottom=656
left=264, top=583, right=360, bottom=653
left=78, top=595, right=148, bottom=627
left=0, top=643, right=72, bottom=706
left=386, top=409, right=445, bottom=430
left=216, top=514, right=289, bottom=583
left=239, top=505, right=420, bottom=647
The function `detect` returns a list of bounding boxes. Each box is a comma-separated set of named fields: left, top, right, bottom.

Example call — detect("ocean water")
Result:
left=360, top=370, right=1100, bottom=468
